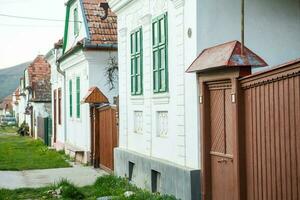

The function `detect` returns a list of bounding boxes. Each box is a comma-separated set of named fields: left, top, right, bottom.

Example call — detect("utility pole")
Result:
left=241, top=0, right=245, bottom=55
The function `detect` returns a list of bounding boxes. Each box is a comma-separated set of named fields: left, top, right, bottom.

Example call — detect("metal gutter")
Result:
left=83, top=38, right=118, bottom=50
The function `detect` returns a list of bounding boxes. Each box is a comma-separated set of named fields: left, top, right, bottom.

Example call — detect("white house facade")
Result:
left=109, top=0, right=300, bottom=199
left=46, top=40, right=66, bottom=150
left=58, top=0, right=118, bottom=163
left=108, top=0, right=201, bottom=199
left=18, top=78, right=27, bottom=126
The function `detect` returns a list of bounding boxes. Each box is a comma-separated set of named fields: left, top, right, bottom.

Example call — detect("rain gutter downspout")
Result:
left=55, top=53, right=67, bottom=144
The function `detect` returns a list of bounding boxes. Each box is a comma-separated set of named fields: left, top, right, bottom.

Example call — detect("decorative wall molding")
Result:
left=140, top=14, right=152, bottom=26
left=107, top=0, right=134, bottom=13
left=171, top=0, right=185, bottom=9
left=119, top=27, right=128, bottom=38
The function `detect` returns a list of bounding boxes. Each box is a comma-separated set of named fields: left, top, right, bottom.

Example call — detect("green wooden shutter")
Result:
left=76, top=77, right=80, bottom=118
left=69, top=80, right=73, bottom=117
left=152, top=13, right=168, bottom=93
left=130, top=28, right=143, bottom=95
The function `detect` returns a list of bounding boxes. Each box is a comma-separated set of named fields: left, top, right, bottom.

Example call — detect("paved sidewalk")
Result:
left=0, top=164, right=107, bottom=189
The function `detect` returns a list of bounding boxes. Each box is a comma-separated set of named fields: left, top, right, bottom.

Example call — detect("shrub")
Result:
left=55, top=179, right=85, bottom=200
left=17, top=121, right=29, bottom=136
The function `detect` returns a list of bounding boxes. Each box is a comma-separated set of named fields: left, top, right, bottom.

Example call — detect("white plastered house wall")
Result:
left=60, top=0, right=118, bottom=163
left=109, top=0, right=200, bottom=199
left=17, top=79, right=27, bottom=127
left=110, top=0, right=300, bottom=199
left=46, top=47, right=66, bottom=150
left=12, top=93, right=19, bottom=122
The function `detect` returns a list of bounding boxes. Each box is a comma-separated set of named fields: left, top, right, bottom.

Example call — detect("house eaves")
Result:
left=58, top=38, right=117, bottom=63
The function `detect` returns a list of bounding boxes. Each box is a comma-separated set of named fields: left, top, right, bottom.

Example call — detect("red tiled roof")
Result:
left=14, top=88, right=20, bottom=101
left=0, top=95, right=13, bottom=110
left=27, top=55, right=51, bottom=87
left=82, top=0, right=117, bottom=45
left=26, top=55, right=51, bottom=102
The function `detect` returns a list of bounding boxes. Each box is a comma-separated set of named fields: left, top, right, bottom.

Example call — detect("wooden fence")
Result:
left=241, top=61, right=300, bottom=200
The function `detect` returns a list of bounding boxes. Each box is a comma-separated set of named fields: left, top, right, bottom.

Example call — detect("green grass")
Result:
left=0, top=125, right=18, bottom=134
left=0, top=175, right=177, bottom=200
left=0, top=134, right=70, bottom=170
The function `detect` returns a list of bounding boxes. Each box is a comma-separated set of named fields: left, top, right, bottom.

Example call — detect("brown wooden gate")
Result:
left=90, top=105, right=118, bottom=172
left=197, top=60, right=300, bottom=200
left=53, top=89, right=57, bottom=143
left=208, top=81, right=235, bottom=200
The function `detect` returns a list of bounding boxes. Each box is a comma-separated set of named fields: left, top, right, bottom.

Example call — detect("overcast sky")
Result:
left=0, top=0, right=65, bottom=69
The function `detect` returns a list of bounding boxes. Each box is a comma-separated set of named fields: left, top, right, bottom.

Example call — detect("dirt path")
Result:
left=0, top=164, right=107, bottom=189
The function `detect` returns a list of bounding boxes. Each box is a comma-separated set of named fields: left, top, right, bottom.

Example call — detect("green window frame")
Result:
left=76, top=77, right=80, bottom=118
left=152, top=13, right=168, bottom=93
left=130, top=27, right=143, bottom=95
left=74, top=7, right=79, bottom=36
left=69, top=80, right=73, bottom=117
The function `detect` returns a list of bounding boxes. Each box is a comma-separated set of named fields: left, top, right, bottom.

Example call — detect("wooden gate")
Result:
left=53, top=89, right=57, bottom=143
left=198, top=60, right=300, bottom=200
left=91, top=105, right=118, bottom=172
left=208, top=81, right=235, bottom=200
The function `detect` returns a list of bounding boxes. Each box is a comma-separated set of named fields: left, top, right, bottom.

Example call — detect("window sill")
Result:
left=152, top=93, right=170, bottom=105
left=130, top=95, right=144, bottom=105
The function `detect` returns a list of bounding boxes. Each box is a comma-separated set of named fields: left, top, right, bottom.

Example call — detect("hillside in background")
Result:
left=0, top=62, right=30, bottom=102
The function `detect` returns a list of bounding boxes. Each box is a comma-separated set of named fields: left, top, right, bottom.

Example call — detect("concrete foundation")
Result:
left=114, top=148, right=201, bottom=200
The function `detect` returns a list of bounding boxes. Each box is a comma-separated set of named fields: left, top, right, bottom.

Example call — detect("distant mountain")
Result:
left=0, top=62, right=30, bottom=102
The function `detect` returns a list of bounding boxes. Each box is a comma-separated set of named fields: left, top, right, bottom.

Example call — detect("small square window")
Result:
left=157, top=111, right=168, bottom=137
left=134, top=111, right=143, bottom=134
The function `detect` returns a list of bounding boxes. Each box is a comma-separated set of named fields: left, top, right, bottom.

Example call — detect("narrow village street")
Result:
left=0, top=165, right=105, bottom=190
left=0, top=130, right=106, bottom=190
left=0, top=0, right=300, bottom=199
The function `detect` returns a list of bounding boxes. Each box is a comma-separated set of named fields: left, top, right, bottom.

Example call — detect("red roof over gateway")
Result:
left=186, top=41, right=268, bottom=73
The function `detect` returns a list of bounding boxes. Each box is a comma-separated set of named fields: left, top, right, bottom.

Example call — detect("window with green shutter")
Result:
left=130, top=28, right=143, bottom=95
left=76, top=77, right=80, bottom=118
left=69, top=80, right=73, bottom=117
left=152, top=13, right=168, bottom=93
left=74, top=7, right=79, bottom=36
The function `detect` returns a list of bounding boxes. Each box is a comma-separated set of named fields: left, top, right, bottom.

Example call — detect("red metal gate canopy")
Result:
left=83, top=86, right=109, bottom=104
left=186, top=40, right=268, bottom=73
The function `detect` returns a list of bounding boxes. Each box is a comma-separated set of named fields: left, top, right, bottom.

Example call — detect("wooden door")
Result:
left=208, top=82, right=234, bottom=200
left=98, top=106, right=118, bottom=171
left=53, top=90, right=57, bottom=143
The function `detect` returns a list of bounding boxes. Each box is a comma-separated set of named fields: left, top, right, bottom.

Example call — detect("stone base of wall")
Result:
left=65, top=143, right=90, bottom=164
left=114, top=148, right=201, bottom=200
left=53, top=141, right=65, bottom=151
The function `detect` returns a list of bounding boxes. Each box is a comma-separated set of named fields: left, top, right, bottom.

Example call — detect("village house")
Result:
left=108, top=0, right=300, bottom=199
left=0, top=95, right=13, bottom=116
left=17, top=77, right=27, bottom=127
left=45, top=39, right=65, bottom=150
left=23, top=55, right=51, bottom=139
left=56, top=0, right=118, bottom=163
left=12, top=88, right=20, bottom=123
